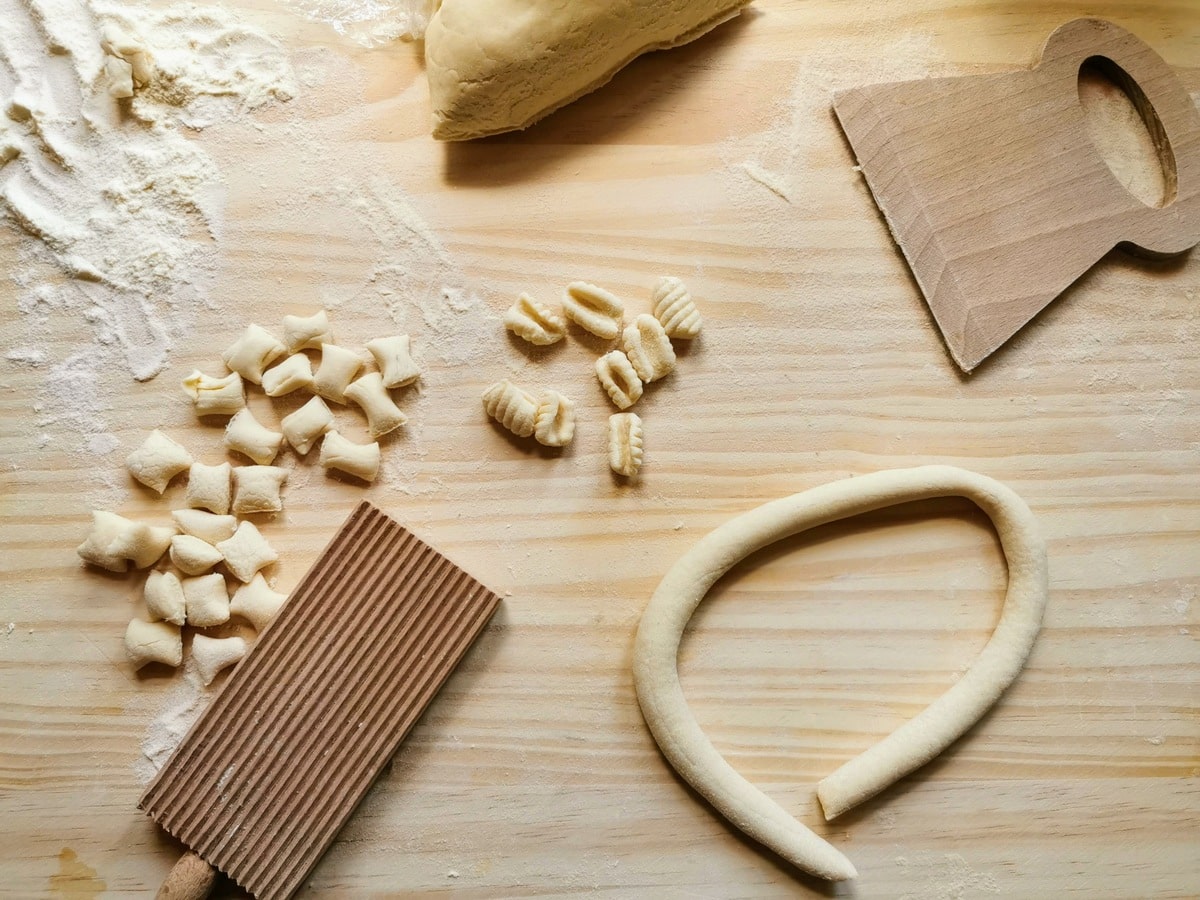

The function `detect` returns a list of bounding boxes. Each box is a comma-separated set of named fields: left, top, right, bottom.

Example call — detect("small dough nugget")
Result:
left=562, top=281, right=623, bottom=340
left=425, top=0, right=752, bottom=140
left=281, top=396, right=334, bottom=455
left=192, top=634, right=247, bottom=686
left=225, top=409, right=283, bottom=466
left=261, top=354, right=314, bottom=397
left=504, top=293, right=565, bottom=346
left=282, top=310, right=333, bottom=353
left=595, top=350, right=643, bottom=410
left=216, top=521, right=278, bottom=582
left=222, top=324, right=286, bottom=385
left=366, top=335, right=421, bottom=389
left=127, top=430, right=193, bottom=494
left=312, top=344, right=363, bottom=404
left=184, top=462, right=233, bottom=515
left=144, top=570, right=186, bottom=626
left=170, top=533, right=223, bottom=576
left=125, top=619, right=183, bottom=669
left=344, top=372, right=407, bottom=438
left=232, top=465, right=288, bottom=515
left=183, top=370, right=245, bottom=417
left=77, top=511, right=174, bottom=571
left=623, top=314, right=676, bottom=383
left=319, top=430, right=381, bottom=483
left=609, top=412, right=644, bottom=477
left=534, top=390, right=576, bottom=447
left=171, top=508, right=237, bottom=544
left=652, top=276, right=703, bottom=339
left=481, top=380, right=537, bottom=438
left=230, top=573, right=288, bottom=631
left=183, top=572, right=230, bottom=627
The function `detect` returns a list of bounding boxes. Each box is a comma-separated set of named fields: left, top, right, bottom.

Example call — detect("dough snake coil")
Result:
left=632, top=465, right=1049, bottom=881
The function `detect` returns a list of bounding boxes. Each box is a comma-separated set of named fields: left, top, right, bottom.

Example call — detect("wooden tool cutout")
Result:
left=833, top=18, right=1200, bottom=372
left=140, top=501, right=502, bottom=900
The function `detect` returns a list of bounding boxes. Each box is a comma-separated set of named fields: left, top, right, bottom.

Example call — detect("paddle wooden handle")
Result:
left=156, top=851, right=216, bottom=900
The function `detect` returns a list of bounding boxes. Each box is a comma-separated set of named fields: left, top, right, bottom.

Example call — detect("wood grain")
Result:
left=834, top=17, right=1200, bottom=373
left=2, top=0, right=1198, bottom=897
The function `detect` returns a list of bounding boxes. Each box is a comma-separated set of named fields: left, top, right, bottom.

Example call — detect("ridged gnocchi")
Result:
left=504, top=293, right=566, bottom=346
left=651, top=276, right=703, bottom=339
left=482, top=380, right=538, bottom=438
left=622, top=314, right=676, bottom=383
left=608, top=412, right=644, bottom=477
left=595, top=350, right=643, bottom=410
left=562, top=281, right=624, bottom=340
left=534, top=390, right=576, bottom=447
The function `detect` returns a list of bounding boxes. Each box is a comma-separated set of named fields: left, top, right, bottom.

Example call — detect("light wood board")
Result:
left=2, top=1, right=1198, bottom=897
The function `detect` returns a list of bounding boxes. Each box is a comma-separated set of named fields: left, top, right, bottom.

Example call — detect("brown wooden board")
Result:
left=139, top=501, right=502, bottom=900
left=834, top=18, right=1200, bottom=372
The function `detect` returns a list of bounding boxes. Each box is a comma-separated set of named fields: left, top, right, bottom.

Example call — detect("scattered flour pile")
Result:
left=284, top=0, right=436, bottom=46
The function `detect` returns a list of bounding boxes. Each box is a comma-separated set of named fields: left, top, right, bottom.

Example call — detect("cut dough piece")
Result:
left=171, top=509, right=237, bottom=545
left=221, top=324, right=286, bottom=385
left=425, top=0, right=753, bottom=140
left=561, top=282, right=623, bottom=340
left=184, top=462, right=233, bottom=515
left=127, top=430, right=193, bottom=494
left=183, top=572, right=230, bottom=627
left=183, top=370, right=246, bottom=417
left=534, top=390, right=576, bottom=447
left=170, top=533, right=224, bottom=576
left=608, top=413, right=644, bottom=477
left=632, top=465, right=1049, bottom=882
left=216, top=521, right=278, bottom=582
left=318, top=430, right=381, bottom=483
left=282, top=310, right=333, bottom=353
left=595, top=350, right=643, bottom=410
left=622, top=314, right=676, bottom=383
left=125, top=619, right=182, bottom=670
left=652, top=276, right=703, bottom=339
left=281, top=396, right=334, bottom=455
left=344, top=372, right=408, bottom=438
left=504, top=293, right=566, bottom=346
left=481, top=380, right=538, bottom=438
left=312, top=344, right=364, bottom=404
left=366, top=335, right=421, bottom=389
left=144, top=570, right=186, bottom=626
left=225, top=409, right=283, bottom=466
left=231, top=465, right=288, bottom=515
left=192, top=634, right=248, bottom=686
left=230, top=573, right=288, bottom=631
left=261, top=354, right=314, bottom=397
left=76, top=511, right=174, bottom=571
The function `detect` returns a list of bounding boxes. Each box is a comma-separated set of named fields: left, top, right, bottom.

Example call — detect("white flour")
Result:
left=283, top=0, right=435, bottom=46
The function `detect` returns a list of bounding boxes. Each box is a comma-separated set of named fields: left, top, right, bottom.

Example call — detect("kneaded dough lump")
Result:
left=425, top=0, right=753, bottom=140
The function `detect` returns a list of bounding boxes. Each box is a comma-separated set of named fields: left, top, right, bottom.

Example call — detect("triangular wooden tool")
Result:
left=834, top=18, right=1200, bottom=372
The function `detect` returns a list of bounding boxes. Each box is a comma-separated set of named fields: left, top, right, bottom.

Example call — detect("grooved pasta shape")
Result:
left=504, top=293, right=566, bottom=346
left=652, top=276, right=703, bottom=339
left=534, top=390, right=576, bottom=447
left=562, top=281, right=624, bottom=339
left=622, top=314, right=676, bottom=383
left=608, top=413, right=643, bottom=477
left=632, top=465, right=1049, bottom=882
left=595, top=350, right=643, bottom=410
left=481, top=380, right=538, bottom=437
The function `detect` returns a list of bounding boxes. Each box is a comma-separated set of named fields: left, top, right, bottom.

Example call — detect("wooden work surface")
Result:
left=2, top=1, right=1197, bottom=897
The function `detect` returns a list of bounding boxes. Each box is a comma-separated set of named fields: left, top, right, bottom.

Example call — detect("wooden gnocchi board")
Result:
left=2, top=1, right=1197, bottom=897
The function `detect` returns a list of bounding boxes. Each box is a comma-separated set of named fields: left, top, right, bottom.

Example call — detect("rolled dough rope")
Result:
left=632, top=465, right=1048, bottom=881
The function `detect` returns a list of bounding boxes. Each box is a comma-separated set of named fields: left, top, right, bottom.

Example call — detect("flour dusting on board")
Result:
left=895, top=852, right=1001, bottom=900
left=284, top=0, right=436, bottom=46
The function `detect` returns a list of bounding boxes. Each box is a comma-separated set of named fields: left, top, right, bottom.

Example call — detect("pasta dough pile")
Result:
left=486, top=276, right=702, bottom=479
left=77, top=310, right=422, bottom=680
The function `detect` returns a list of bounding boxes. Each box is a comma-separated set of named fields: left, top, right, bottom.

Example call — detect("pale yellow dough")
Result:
left=425, top=0, right=753, bottom=140
left=632, top=466, right=1048, bottom=882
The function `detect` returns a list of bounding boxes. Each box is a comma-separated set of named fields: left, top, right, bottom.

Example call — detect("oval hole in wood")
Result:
left=1077, top=55, right=1177, bottom=209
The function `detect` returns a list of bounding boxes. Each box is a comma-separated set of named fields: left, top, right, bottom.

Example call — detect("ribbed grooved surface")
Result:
left=139, top=501, right=502, bottom=900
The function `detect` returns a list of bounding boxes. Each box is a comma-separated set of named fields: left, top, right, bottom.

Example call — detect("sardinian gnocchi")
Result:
left=534, top=390, right=576, bottom=447
left=562, top=281, right=624, bottom=339
left=651, top=276, right=703, bottom=339
left=608, top=413, right=644, bottom=477
left=595, top=350, right=643, bottom=410
left=504, top=293, right=566, bottom=346
left=623, top=314, right=676, bottom=383
left=482, top=380, right=538, bottom=437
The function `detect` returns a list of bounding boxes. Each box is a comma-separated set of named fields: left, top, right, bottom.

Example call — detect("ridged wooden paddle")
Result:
left=834, top=18, right=1200, bottom=372
left=140, top=501, right=502, bottom=900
